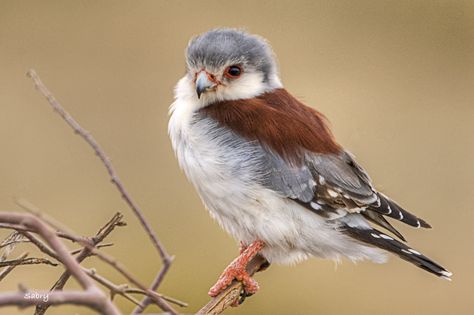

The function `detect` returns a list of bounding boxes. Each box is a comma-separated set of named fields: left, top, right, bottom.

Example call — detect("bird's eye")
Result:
left=224, top=65, right=242, bottom=78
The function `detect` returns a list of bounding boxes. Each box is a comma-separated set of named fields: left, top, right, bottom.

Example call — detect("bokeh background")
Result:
left=1, top=1, right=473, bottom=314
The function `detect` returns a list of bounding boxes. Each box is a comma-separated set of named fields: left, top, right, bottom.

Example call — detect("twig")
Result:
left=83, top=268, right=187, bottom=307
left=0, top=222, right=85, bottom=244
left=0, top=238, right=29, bottom=249
left=196, top=255, right=268, bottom=315
left=15, top=198, right=77, bottom=237
left=27, top=68, right=174, bottom=314
left=73, top=237, right=176, bottom=313
left=0, top=290, right=116, bottom=311
left=84, top=268, right=142, bottom=306
left=0, top=212, right=120, bottom=314
left=125, top=288, right=188, bottom=308
left=35, top=212, right=125, bottom=315
left=0, top=257, right=58, bottom=268
left=20, top=231, right=59, bottom=260
left=70, top=243, right=113, bottom=256
left=49, top=212, right=124, bottom=291
left=0, top=253, right=29, bottom=282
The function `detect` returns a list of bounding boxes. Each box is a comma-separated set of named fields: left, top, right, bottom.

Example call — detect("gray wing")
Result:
left=264, top=149, right=376, bottom=212
left=262, top=148, right=430, bottom=238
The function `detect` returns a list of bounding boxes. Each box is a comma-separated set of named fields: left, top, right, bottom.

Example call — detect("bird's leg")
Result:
left=208, top=240, right=265, bottom=297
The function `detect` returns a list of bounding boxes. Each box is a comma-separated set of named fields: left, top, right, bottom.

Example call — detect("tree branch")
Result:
left=0, top=212, right=120, bottom=315
left=26, top=68, right=175, bottom=314
left=34, top=212, right=124, bottom=315
left=0, top=253, right=29, bottom=282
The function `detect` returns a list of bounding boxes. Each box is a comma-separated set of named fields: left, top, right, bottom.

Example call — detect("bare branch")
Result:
left=15, top=199, right=77, bottom=237
left=48, top=212, right=125, bottom=291
left=0, top=253, right=29, bottom=282
left=0, top=289, right=113, bottom=311
left=35, top=212, right=125, bottom=315
left=70, top=243, right=113, bottom=256
left=0, top=212, right=120, bottom=315
left=74, top=238, right=177, bottom=314
left=26, top=69, right=172, bottom=266
left=0, top=257, right=58, bottom=268
left=20, top=231, right=58, bottom=260
left=84, top=268, right=142, bottom=306
left=22, top=210, right=180, bottom=314
left=27, top=68, right=175, bottom=315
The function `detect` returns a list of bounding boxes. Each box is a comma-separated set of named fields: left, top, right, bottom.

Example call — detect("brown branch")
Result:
left=0, top=252, right=29, bottom=282
left=20, top=210, right=179, bottom=314
left=70, top=243, right=113, bottom=256
left=15, top=199, right=77, bottom=237
left=196, top=255, right=268, bottom=315
left=0, top=257, right=58, bottom=268
left=74, top=238, right=177, bottom=314
left=0, top=237, right=29, bottom=249
left=84, top=268, right=142, bottom=306
left=0, top=212, right=120, bottom=315
left=27, top=68, right=175, bottom=314
left=0, top=290, right=115, bottom=311
left=49, top=212, right=124, bottom=290
left=84, top=267, right=187, bottom=307
left=0, top=222, right=85, bottom=244
left=34, top=212, right=125, bottom=315
left=20, top=231, right=59, bottom=260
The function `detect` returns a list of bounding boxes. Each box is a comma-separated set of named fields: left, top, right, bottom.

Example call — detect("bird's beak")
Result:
left=195, top=71, right=217, bottom=99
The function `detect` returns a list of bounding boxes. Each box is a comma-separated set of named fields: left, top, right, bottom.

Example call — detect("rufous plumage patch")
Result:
left=200, top=88, right=341, bottom=164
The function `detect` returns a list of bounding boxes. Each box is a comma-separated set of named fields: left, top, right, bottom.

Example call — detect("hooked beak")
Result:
left=195, top=71, right=217, bottom=99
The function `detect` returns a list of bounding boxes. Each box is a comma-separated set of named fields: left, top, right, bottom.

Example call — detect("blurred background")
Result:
left=1, top=1, right=473, bottom=314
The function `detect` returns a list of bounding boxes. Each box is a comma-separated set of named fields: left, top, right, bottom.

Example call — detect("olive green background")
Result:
left=1, top=1, right=473, bottom=314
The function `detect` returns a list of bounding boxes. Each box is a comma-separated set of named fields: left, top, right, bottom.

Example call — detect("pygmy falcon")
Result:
left=168, top=28, right=451, bottom=298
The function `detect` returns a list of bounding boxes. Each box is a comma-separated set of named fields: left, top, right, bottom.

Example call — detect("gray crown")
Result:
left=186, top=28, right=277, bottom=83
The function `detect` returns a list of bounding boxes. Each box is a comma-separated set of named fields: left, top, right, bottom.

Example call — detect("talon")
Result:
left=208, top=265, right=259, bottom=297
left=208, top=240, right=265, bottom=298
left=257, top=259, right=271, bottom=272
left=232, top=290, right=254, bottom=307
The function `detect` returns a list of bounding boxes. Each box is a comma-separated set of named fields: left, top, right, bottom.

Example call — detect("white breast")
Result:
left=168, top=76, right=386, bottom=265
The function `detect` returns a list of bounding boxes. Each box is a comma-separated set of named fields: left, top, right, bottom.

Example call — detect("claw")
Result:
left=208, top=265, right=259, bottom=297
left=208, top=240, right=265, bottom=298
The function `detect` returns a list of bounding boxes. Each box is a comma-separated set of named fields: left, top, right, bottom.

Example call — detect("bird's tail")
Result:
left=343, top=226, right=452, bottom=280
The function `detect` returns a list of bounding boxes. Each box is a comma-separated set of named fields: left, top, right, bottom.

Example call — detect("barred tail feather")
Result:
left=343, top=226, right=452, bottom=280
left=371, top=193, right=431, bottom=229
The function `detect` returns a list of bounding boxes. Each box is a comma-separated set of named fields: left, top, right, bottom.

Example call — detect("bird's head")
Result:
left=184, top=28, right=282, bottom=106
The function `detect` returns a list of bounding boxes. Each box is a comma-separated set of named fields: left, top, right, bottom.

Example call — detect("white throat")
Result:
left=172, top=71, right=282, bottom=112
left=168, top=71, right=282, bottom=156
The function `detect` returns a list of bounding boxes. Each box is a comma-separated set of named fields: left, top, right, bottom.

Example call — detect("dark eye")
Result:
left=224, top=65, right=242, bottom=78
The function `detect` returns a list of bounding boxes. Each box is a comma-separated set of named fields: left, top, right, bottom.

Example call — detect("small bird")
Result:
left=168, top=28, right=451, bottom=298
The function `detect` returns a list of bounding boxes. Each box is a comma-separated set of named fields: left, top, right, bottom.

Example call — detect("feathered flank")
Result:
left=200, top=88, right=341, bottom=164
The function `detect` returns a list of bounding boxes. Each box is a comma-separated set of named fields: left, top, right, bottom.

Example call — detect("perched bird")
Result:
left=168, top=28, right=451, bottom=298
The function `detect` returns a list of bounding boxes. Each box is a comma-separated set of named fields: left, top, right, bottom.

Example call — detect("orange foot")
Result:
left=208, top=264, right=259, bottom=297
left=208, top=240, right=265, bottom=297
